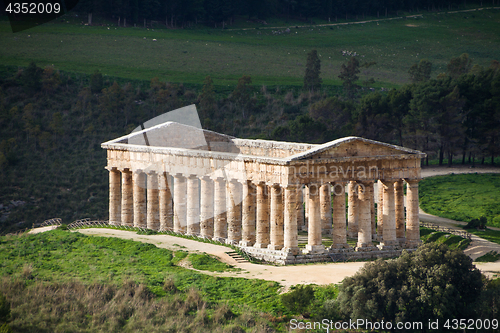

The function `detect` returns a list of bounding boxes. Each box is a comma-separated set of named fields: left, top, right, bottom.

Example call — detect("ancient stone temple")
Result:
left=102, top=121, right=425, bottom=264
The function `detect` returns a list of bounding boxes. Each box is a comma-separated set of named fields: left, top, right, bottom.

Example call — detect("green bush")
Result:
left=475, top=251, right=500, bottom=263
left=281, top=285, right=315, bottom=315
left=188, top=253, right=232, bottom=272
left=337, top=243, right=483, bottom=328
left=465, top=216, right=488, bottom=229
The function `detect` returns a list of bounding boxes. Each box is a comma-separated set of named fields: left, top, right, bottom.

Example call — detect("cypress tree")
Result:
left=303, top=50, right=322, bottom=91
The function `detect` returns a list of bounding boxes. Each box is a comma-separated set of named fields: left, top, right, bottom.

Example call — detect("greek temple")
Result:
left=102, top=118, right=425, bottom=264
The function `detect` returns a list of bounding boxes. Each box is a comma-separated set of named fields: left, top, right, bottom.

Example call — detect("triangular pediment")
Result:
left=288, top=137, right=423, bottom=161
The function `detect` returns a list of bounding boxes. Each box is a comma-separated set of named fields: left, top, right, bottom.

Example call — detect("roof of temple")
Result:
left=102, top=121, right=425, bottom=163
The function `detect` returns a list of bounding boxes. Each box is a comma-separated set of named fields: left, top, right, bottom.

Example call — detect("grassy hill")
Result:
left=1, top=8, right=500, bottom=87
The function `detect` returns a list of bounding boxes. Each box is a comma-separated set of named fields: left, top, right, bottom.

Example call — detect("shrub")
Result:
left=281, top=285, right=315, bottom=315
left=337, top=243, right=483, bottom=329
left=465, top=216, right=488, bottom=229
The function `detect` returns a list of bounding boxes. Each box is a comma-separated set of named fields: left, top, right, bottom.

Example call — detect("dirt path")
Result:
left=77, top=228, right=366, bottom=287
left=420, top=165, right=500, bottom=178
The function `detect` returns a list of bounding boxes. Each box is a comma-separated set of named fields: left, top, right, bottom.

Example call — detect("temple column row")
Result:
left=108, top=168, right=420, bottom=253
left=302, top=179, right=421, bottom=250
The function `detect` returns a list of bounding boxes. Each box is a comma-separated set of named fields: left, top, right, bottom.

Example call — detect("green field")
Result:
left=0, top=229, right=342, bottom=332
left=1, top=8, right=499, bottom=87
left=419, top=173, right=500, bottom=228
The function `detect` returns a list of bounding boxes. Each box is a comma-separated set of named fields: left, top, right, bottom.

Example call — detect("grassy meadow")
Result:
left=1, top=8, right=500, bottom=87
left=419, top=173, right=500, bottom=228
left=0, top=229, right=344, bottom=332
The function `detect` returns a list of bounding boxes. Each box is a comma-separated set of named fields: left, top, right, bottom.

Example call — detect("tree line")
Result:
left=271, top=52, right=500, bottom=166
left=0, top=52, right=498, bottom=229
left=74, top=0, right=496, bottom=28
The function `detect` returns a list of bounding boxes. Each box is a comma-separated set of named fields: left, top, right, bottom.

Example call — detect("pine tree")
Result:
left=447, top=53, right=473, bottom=80
left=199, top=75, right=217, bottom=121
left=232, top=75, right=252, bottom=118
left=408, top=59, right=432, bottom=83
left=338, top=57, right=360, bottom=99
left=303, top=50, right=322, bottom=91
left=90, top=70, right=103, bottom=93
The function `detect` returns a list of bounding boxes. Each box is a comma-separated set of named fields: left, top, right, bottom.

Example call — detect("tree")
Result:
left=388, top=85, right=413, bottom=146
left=232, top=75, right=252, bottom=118
left=199, top=75, right=217, bottom=122
left=408, top=59, right=432, bottom=83
left=447, top=53, right=473, bottom=80
left=41, top=65, right=61, bottom=93
left=308, top=97, right=354, bottom=137
left=90, top=70, right=103, bottom=93
left=338, top=57, right=360, bottom=99
left=99, top=81, right=125, bottom=125
left=281, top=284, right=315, bottom=315
left=20, top=62, right=42, bottom=93
left=354, top=92, right=390, bottom=141
left=337, top=243, right=483, bottom=332
left=303, top=49, right=322, bottom=91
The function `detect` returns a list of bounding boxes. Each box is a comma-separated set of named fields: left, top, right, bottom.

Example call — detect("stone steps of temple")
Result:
left=225, top=251, right=248, bottom=263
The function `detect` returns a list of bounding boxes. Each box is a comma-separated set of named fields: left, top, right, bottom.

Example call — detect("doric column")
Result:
left=380, top=180, right=397, bottom=247
left=254, top=182, right=269, bottom=248
left=320, top=184, right=333, bottom=235
left=406, top=180, right=421, bottom=248
left=283, top=184, right=299, bottom=255
left=395, top=179, right=405, bottom=242
left=347, top=181, right=359, bottom=238
left=173, top=174, right=187, bottom=233
left=159, top=172, right=173, bottom=231
left=121, top=169, right=133, bottom=226
left=296, top=186, right=305, bottom=231
left=377, top=179, right=384, bottom=240
left=304, top=186, right=309, bottom=223
left=186, top=175, right=200, bottom=235
left=240, top=181, right=256, bottom=247
left=147, top=171, right=160, bottom=231
left=371, top=187, right=376, bottom=240
left=226, top=179, right=242, bottom=244
left=331, top=181, right=349, bottom=249
left=356, top=181, right=375, bottom=249
left=213, top=177, right=227, bottom=240
left=109, top=168, right=121, bottom=226
left=133, top=170, right=146, bottom=228
left=268, top=184, right=284, bottom=250
left=200, top=176, right=214, bottom=238
left=304, top=183, right=324, bottom=253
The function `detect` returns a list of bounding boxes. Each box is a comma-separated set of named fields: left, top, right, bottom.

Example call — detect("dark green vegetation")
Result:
left=70, top=0, right=495, bottom=29
left=188, top=253, right=235, bottom=272
left=419, top=173, right=500, bottom=228
left=1, top=8, right=500, bottom=86
left=1, top=58, right=499, bottom=232
left=420, top=226, right=471, bottom=250
left=0, top=5, right=499, bottom=231
left=475, top=250, right=500, bottom=262
left=336, top=243, right=495, bottom=332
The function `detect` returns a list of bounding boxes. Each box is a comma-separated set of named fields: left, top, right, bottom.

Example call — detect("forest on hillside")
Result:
left=0, top=52, right=499, bottom=232
left=73, top=0, right=499, bottom=28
